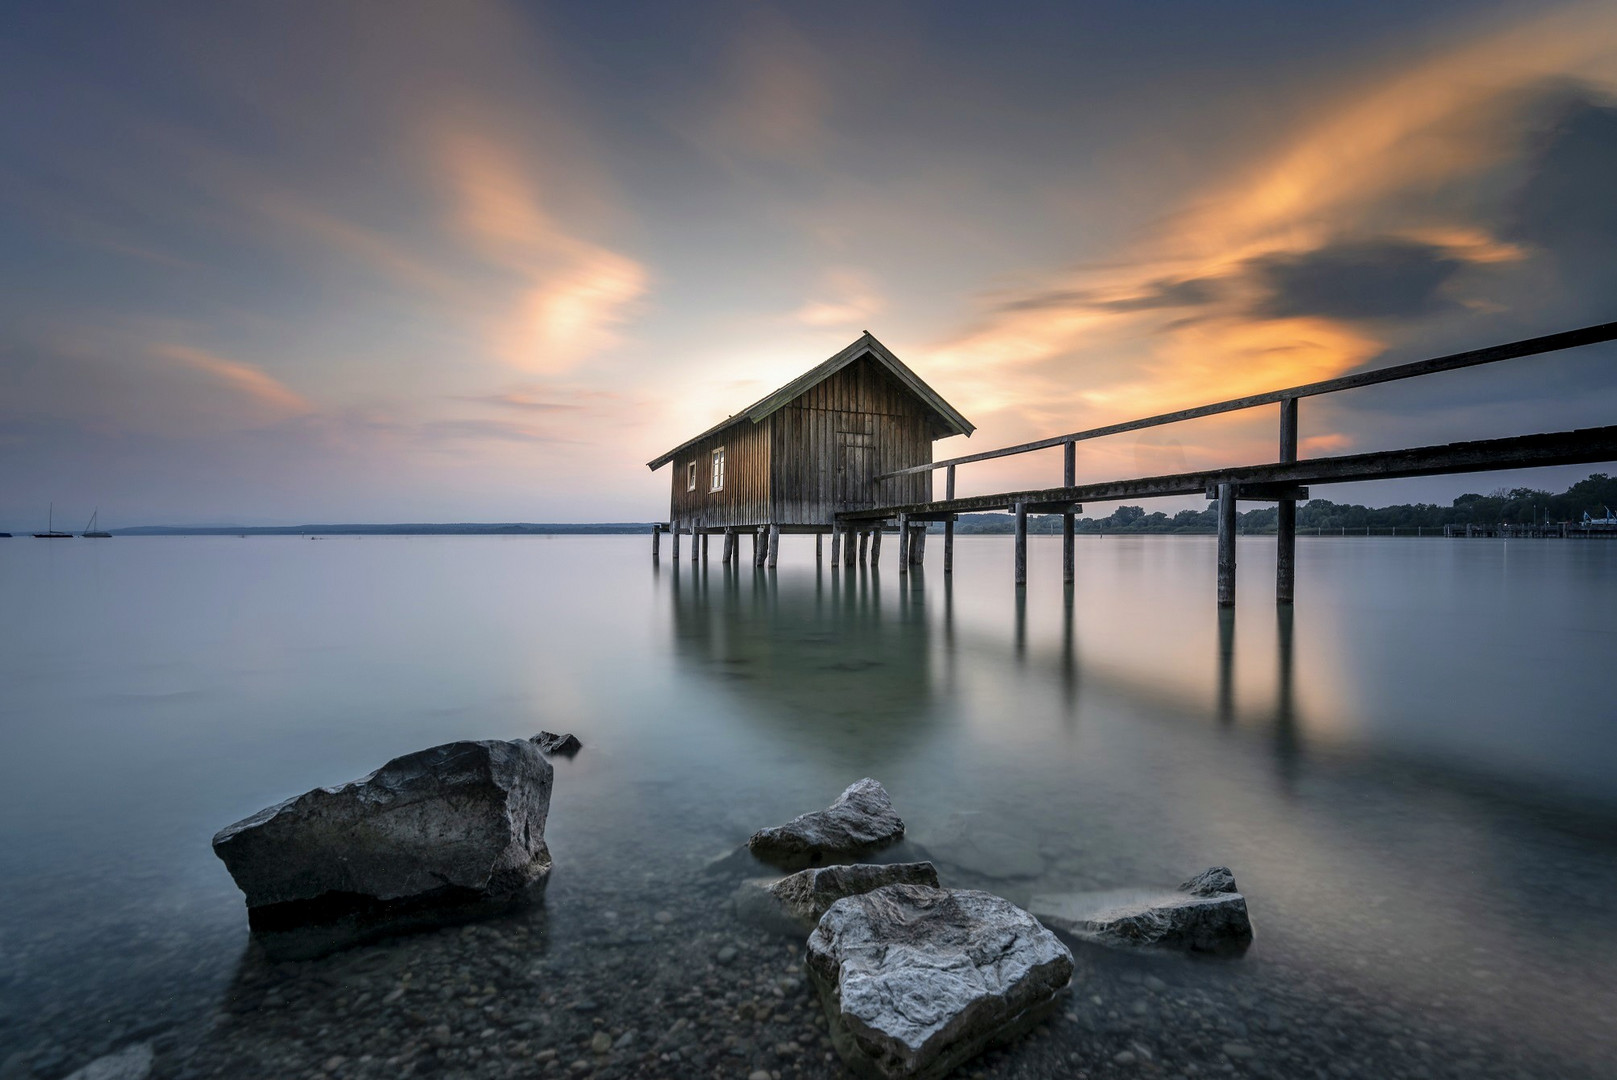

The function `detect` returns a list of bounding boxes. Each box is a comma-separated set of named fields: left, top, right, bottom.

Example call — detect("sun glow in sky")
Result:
left=4, top=1, right=1617, bottom=525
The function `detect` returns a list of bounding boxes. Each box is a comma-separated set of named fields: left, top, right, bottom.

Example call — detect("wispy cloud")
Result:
left=150, top=344, right=312, bottom=416
left=793, top=268, right=885, bottom=328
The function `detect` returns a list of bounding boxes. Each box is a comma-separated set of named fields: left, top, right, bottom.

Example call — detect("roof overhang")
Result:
left=647, top=332, right=973, bottom=470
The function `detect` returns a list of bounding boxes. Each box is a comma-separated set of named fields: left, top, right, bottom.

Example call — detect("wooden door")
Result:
left=837, top=431, right=875, bottom=508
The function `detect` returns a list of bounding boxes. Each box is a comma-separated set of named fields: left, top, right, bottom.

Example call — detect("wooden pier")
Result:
left=835, top=321, right=1617, bottom=604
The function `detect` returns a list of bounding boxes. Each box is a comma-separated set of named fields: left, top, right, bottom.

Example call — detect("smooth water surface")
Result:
left=1, top=535, right=1614, bottom=1080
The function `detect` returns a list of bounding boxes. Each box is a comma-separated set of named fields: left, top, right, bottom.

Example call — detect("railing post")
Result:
left=1062, top=441, right=1076, bottom=584
left=1014, top=500, right=1028, bottom=588
left=897, top=514, right=910, bottom=574
left=1217, top=482, right=1237, bottom=607
left=1277, top=397, right=1298, bottom=604
left=944, top=464, right=956, bottom=575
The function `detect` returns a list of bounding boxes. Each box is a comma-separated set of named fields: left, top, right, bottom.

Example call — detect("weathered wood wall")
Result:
left=771, top=356, right=934, bottom=525
left=668, top=417, right=771, bottom=527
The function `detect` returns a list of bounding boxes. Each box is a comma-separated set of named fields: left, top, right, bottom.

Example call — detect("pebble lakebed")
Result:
left=2, top=837, right=1587, bottom=1080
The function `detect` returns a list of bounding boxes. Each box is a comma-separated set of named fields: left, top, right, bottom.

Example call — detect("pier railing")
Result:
left=850, top=321, right=1617, bottom=602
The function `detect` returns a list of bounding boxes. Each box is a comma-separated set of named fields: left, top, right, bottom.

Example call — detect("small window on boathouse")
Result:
left=710, top=447, right=726, bottom=492
left=686, top=461, right=698, bottom=491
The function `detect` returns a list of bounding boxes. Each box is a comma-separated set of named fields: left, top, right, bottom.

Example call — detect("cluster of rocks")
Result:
left=197, top=749, right=1251, bottom=1079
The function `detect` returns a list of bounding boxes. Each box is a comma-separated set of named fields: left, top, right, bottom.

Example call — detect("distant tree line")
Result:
left=947, top=473, right=1617, bottom=535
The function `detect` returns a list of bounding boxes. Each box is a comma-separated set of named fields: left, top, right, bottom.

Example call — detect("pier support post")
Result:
left=671, top=519, right=680, bottom=561
left=701, top=531, right=709, bottom=563
left=652, top=524, right=661, bottom=562
left=1014, top=501, right=1028, bottom=588
left=910, top=527, right=925, bottom=564
left=1217, top=482, right=1237, bottom=607
left=830, top=524, right=841, bottom=566
left=755, top=527, right=768, bottom=567
left=858, top=529, right=868, bottom=565
left=767, top=524, right=780, bottom=568
left=870, top=526, right=882, bottom=566
left=721, top=529, right=734, bottom=564
left=944, top=464, right=956, bottom=575
left=844, top=523, right=856, bottom=568
left=1277, top=397, right=1298, bottom=605
left=691, top=522, right=699, bottom=563
left=1062, top=442, right=1075, bottom=584
left=898, top=514, right=910, bottom=575
left=816, top=533, right=823, bottom=562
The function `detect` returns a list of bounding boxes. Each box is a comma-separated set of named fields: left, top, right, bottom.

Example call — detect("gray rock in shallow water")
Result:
left=734, top=862, right=940, bottom=935
left=531, top=730, right=582, bottom=756
left=806, top=884, right=1073, bottom=1080
left=1030, top=867, right=1252, bottom=954
left=748, top=778, right=905, bottom=870
left=212, top=740, right=552, bottom=957
left=64, top=1043, right=153, bottom=1080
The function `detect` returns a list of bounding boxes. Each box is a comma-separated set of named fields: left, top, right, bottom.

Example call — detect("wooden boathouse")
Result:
left=647, top=332, right=973, bottom=567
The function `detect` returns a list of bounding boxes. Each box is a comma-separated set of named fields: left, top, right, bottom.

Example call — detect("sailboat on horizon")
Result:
left=33, top=503, right=72, bottom=539
left=82, top=508, right=111, bottom=538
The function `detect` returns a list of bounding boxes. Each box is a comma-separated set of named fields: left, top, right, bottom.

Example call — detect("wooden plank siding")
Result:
left=668, top=417, right=771, bottom=528
left=770, top=356, right=934, bottom=525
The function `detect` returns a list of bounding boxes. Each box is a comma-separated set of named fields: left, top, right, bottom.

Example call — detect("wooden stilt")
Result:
left=844, top=523, right=856, bottom=568
left=1062, top=442, right=1075, bottom=584
left=767, top=524, right=780, bottom=568
left=830, top=524, right=841, bottom=566
left=755, top=527, right=767, bottom=567
left=651, top=524, right=661, bottom=562
left=701, top=531, right=709, bottom=563
left=1217, top=482, right=1237, bottom=607
left=1277, top=397, right=1298, bottom=605
left=858, top=530, right=869, bottom=564
left=690, top=522, right=699, bottom=563
left=1014, top=501, right=1028, bottom=587
left=944, top=465, right=956, bottom=575
left=910, top=527, right=925, bottom=564
left=898, top=514, right=910, bottom=575
left=816, top=533, right=823, bottom=562
left=870, top=526, right=882, bottom=566
left=671, top=519, right=680, bottom=561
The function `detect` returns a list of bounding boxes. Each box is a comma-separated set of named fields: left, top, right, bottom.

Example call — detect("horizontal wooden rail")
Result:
left=840, top=423, right=1617, bottom=522
left=875, top=320, right=1617, bottom=480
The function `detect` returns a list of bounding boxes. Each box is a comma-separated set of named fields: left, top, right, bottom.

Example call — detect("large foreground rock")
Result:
left=734, top=861, right=940, bottom=935
left=1029, top=866, right=1253, bottom=954
left=748, top=778, right=905, bottom=870
left=807, top=884, right=1073, bottom=1079
left=212, top=739, right=553, bottom=957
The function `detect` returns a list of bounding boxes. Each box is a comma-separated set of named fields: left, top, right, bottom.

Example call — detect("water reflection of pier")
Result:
left=661, top=556, right=1304, bottom=779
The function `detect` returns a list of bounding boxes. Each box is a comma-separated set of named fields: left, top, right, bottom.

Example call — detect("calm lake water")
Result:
left=1, top=534, right=1614, bottom=1080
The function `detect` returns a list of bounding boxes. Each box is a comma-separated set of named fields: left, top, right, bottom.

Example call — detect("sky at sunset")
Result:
left=4, top=0, right=1617, bottom=527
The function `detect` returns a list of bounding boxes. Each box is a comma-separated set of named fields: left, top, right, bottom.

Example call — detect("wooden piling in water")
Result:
left=858, top=530, right=869, bottom=565
left=1217, top=482, right=1237, bottom=607
left=767, top=524, right=780, bottom=568
left=944, top=464, right=956, bottom=575
left=1277, top=397, right=1298, bottom=604
left=870, top=526, right=882, bottom=566
left=910, top=527, right=925, bottom=564
left=651, top=524, right=661, bottom=562
left=830, top=524, right=841, bottom=566
left=816, top=533, right=823, bottom=562
left=844, top=523, right=856, bottom=568
left=1014, top=501, right=1028, bottom=587
left=1062, top=442, right=1075, bottom=584
left=691, top=522, right=699, bottom=563
left=671, top=519, right=680, bottom=561
left=897, top=514, right=910, bottom=575
left=755, top=526, right=768, bottom=567
left=701, top=531, right=708, bottom=563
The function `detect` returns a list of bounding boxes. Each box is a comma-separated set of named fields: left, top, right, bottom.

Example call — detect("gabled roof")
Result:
left=647, top=332, right=974, bottom=470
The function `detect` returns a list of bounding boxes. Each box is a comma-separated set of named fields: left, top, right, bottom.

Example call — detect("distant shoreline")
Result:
left=104, top=523, right=657, bottom=536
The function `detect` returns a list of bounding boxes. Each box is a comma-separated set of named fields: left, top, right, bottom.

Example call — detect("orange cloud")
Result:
left=436, top=131, right=648, bottom=371
left=793, top=268, right=885, bottom=328
left=920, top=2, right=1617, bottom=463
left=150, top=344, right=312, bottom=416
